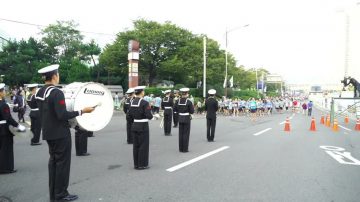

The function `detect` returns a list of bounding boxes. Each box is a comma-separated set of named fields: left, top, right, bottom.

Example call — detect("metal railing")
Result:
left=330, top=97, right=360, bottom=123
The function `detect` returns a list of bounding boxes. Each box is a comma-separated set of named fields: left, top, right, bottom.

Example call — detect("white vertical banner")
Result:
left=203, top=36, right=207, bottom=98
left=223, top=76, right=227, bottom=88
left=229, top=76, right=233, bottom=88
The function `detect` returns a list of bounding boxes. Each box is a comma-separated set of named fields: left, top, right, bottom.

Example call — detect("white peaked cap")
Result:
left=208, top=89, right=216, bottom=95
left=38, top=64, right=59, bottom=74
left=0, top=83, right=5, bottom=90
left=126, top=88, right=134, bottom=94
left=27, top=84, right=38, bottom=88
left=134, top=86, right=146, bottom=91
left=164, top=90, right=171, bottom=94
left=179, top=88, right=190, bottom=92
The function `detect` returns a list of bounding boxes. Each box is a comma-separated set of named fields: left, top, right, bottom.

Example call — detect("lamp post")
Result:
left=225, top=24, right=249, bottom=97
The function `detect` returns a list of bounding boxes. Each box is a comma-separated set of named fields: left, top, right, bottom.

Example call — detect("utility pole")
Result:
left=224, top=24, right=249, bottom=97
left=203, top=36, right=207, bottom=98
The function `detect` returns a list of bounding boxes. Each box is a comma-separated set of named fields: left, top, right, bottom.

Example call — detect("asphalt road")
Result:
left=1, top=109, right=360, bottom=202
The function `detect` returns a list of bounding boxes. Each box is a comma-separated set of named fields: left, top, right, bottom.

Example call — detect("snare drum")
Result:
left=62, top=82, right=114, bottom=131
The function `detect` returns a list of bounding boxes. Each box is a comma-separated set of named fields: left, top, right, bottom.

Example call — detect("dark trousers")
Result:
left=75, top=130, right=88, bottom=155
left=179, top=122, right=191, bottom=152
left=207, top=118, right=216, bottom=141
left=46, top=136, right=71, bottom=200
left=173, top=112, right=179, bottom=127
left=126, top=120, right=133, bottom=144
left=164, top=112, right=172, bottom=135
left=308, top=108, right=312, bottom=116
left=30, top=117, right=41, bottom=143
left=0, top=136, right=14, bottom=171
left=132, top=129, right=149, bottom=168
left=153, top=107, right=160, bottom=114
left=18, top=108, right=25, bottom=122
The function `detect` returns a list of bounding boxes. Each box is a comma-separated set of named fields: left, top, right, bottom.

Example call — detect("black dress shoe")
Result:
left=31, top=142, right=42, bottom=146
left=137, top=166, right=150, bottom=170
left=0, top=169, right=17, bottom=174
left=58, top=194, right=78, bottom=201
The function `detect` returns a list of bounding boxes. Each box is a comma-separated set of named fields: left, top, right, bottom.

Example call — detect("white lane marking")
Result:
left=166, top=146, right=230, bottom=172
left=279, top=121, right=285, bottom=125
left=320, top=146, right=360, bottom=166
left=338, top=125, right=351, bottom=131
left=253, top=128, right=272, bottom=136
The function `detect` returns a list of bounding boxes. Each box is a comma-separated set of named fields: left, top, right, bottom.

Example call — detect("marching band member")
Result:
left=205, top=89, right=218, bottom=142
left=161, top=90, right=173, bottom=136
left=0, top=83, right=26, bottom=174
left=174, top=88, right=194, bottom=152
left=27, top=83, right=42, bottom=146
left=35, top=64, right=94, bottom=202
left=127, top=86, right=153, bottom=170
left=123, top=88, right=135, bottom=144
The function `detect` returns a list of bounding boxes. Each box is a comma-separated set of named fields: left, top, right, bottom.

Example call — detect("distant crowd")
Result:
left=115, top=92, right=314, bottom=121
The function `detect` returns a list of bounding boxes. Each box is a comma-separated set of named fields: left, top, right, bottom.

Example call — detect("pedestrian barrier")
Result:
left=310, top=117, right=316, bottom=131
left=332, top=119, right=339, bottom=132
left=355, top=119, right=360, bottom=131
left=320, top=115, right=325, bottom=125
left=284, top=117, right=291, bottom=132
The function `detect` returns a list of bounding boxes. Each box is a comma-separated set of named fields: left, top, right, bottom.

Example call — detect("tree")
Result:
left=0, top=38, right=51, bottom=86
left=41, top=20, right=98, bottom=83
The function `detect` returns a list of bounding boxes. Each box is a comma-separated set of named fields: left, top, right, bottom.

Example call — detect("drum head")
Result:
left=72, top=83, right=114, bottom=131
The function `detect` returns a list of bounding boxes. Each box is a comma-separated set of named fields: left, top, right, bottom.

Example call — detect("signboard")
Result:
left=128, top=52, right=139, bottom=60
left=266, top=74, right=283, bottom=83
left=128, top=40, right=140, bottom=52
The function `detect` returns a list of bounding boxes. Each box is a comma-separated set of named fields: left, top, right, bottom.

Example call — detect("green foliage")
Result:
left=189, top=88, right=202, bottom=98
left=0, top=38, right=51, bottom=86
left=0, top=19, right=272, bottom=91
left=174, top=84, right=185, bottom=90
left=144, top=87, right=167, bottom=96
left=266, top=91, right=280, bottom=97
left=66, top=59, right=91, bottom=82
left=232, top=90, right=260, bottom=100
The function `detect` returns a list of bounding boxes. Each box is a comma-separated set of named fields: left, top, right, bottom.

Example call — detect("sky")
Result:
left=1, top=0, right=360, bottom=85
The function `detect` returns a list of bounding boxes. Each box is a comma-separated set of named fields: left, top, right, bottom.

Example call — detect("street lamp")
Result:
left=225, top=24, right=249, bottom=97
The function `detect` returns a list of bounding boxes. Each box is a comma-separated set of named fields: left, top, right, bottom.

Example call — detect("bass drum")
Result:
left=62, top=82, right=114, bottom=131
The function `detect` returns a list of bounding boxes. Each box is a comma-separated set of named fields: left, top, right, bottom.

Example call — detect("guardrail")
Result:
left=330, top=98, right=360, bottom=123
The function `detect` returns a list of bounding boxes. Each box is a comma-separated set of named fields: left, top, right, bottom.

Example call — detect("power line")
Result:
left=0, top=17, right=117, bottom=37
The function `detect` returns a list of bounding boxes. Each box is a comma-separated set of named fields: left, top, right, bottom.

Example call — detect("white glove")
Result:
left=17, top=124, right=26, bottom=132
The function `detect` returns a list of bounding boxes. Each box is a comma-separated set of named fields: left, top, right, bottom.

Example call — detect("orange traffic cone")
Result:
left=332, top=119, right=339, bottom=132
left=355, top=119, right=360, bottom=131
left=325, top=115, right=331, bottom=127
left=310, top=117, right=316, bottom=131
left=345, top=116, right=349, bottom=124
left=320, top=115, right=325, bottom=125
left=284, top=117, right=291, bottom=132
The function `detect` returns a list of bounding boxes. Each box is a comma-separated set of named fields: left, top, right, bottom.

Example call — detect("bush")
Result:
left=232, top=90, right=261, bottom=100
left=145, top=87, right=168, bottom=96
left=174, top=84, right=185, bottom=90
